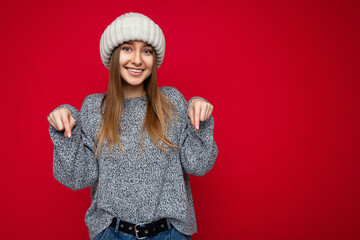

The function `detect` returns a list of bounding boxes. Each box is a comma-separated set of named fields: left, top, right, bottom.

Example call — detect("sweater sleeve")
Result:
left=175, top=90, right=219, bottom=176
left=48, top=96, right=99, bottom=191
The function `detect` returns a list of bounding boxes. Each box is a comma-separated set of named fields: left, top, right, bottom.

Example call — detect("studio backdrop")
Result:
left=0, top=0, right=359, bottom=239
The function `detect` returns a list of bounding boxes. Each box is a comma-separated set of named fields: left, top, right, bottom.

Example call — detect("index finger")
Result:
left=62, top=113, right=72, bottom=138
left=194, top=103, right=200, bottom=131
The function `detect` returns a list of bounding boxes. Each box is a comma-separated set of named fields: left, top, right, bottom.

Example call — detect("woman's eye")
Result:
left=121, top=47, right=152, bottom=54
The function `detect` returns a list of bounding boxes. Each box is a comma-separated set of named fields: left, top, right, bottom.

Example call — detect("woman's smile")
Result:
left=126, top=67, right=144, bottom=76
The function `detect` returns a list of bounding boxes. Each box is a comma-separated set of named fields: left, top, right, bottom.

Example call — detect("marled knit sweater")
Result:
left=48, top=86, right=218, bottom=240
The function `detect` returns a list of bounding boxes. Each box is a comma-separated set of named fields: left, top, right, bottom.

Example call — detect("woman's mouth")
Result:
left=126, top=67, right=144, bottom=76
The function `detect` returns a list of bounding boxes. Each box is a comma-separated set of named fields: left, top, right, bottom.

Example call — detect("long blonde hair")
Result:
left=93, top=45, right=180, bottom=160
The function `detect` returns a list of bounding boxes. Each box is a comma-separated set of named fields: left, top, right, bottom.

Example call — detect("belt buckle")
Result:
left=134, top=222, right=147, bottom=239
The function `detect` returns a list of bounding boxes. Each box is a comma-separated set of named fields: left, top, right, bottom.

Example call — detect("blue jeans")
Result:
left=94, top=219, right=191, bottom=240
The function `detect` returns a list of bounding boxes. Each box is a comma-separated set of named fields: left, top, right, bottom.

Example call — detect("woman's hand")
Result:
left=47, top=108, right=76, bottom=138
left=188, top=99, right=214, bottom=131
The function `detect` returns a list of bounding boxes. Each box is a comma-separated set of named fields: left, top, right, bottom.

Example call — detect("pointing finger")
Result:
left=189, top=106, right=195, bottom=130
left=194, top=103, right=200, bottom=131
left=62, top=113, right=72, bottom=138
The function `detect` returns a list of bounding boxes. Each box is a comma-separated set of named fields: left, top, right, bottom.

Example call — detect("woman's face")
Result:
left=119, top=40, right=154, bottom=87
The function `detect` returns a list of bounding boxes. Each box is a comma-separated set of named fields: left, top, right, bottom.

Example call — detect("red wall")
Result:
left=1, top=0, right=359, bottom=239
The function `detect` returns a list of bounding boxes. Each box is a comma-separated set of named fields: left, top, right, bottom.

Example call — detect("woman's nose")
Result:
left=131, top=51, right=142, bottom=65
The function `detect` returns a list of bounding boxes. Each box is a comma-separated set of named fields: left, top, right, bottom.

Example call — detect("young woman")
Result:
left=47, top=12, right=218, bottom=240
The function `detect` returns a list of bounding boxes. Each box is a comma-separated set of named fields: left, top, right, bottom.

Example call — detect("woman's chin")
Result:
left=124, top=81, right=144, bottom=86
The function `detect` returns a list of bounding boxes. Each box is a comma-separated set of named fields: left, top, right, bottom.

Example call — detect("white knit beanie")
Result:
left=100, top=12, right=165, bottom=70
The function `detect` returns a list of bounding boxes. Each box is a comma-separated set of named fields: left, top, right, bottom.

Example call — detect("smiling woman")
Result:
left=47, top=12, right=218, bottom=240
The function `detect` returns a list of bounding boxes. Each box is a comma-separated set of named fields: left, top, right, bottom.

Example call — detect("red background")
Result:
left=1, top=0, right=359, bottom=239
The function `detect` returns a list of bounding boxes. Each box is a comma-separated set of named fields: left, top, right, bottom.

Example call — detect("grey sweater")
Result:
left=48, top=86, right=218, bottom=240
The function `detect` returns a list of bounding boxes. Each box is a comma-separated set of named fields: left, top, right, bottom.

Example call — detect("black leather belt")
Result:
left=110, top=217, right=171, bottom=239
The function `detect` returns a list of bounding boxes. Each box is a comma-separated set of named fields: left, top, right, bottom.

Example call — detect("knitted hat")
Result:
left=100, top=12, right=165, bottom=70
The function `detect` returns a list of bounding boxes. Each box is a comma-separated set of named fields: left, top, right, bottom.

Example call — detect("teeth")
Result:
left=128, top=68, right=143, bottom=73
